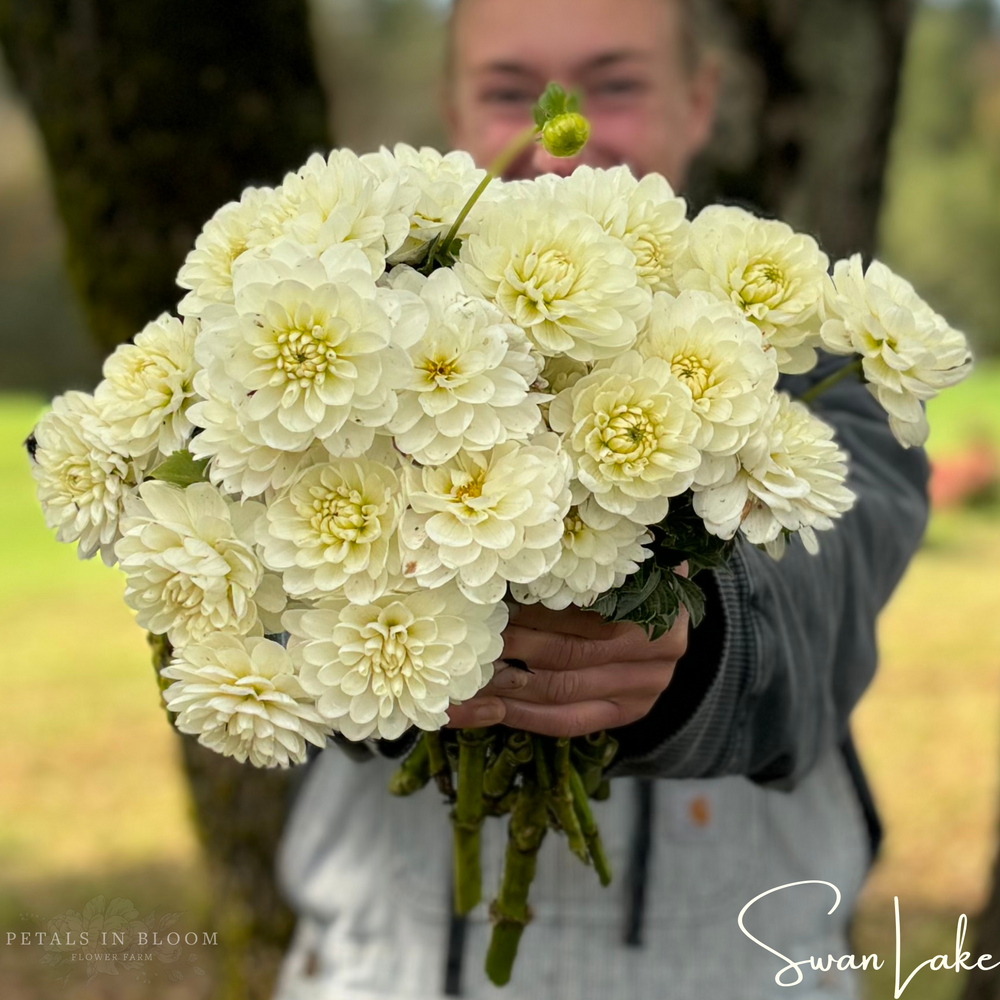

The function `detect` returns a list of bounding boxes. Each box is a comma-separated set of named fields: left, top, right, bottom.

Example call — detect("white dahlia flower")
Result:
left=249, top=149, right=418, bottom=277
left=384, top=267, right=544, bottom=463
left=400, top=436, right=572, bottom=605
left=636, top=290, right=779, bottom=484
left=455, top=199, right=651, bottom=362
left=510, top=493, right=654, bottom=610
left=195, top=244, right=417, bottom=455
left=693, top=394, right=856, bottom=557
left=548, top=352, right=701, bottom=524
left=28, top=391, right=148, bottom=565
left=186, top=369, right=330, bottom=499
left=361, top=144, right=496, bottom=265
left=820, top=255, right=973, bottom=448
left=285, top=585, right=507, bottom=740
left=675, top=205, right=829, bottom=374
left=94, top=313, right=198, bottom=458
left=259, top=457, right=404, bottom=603
left=536, top=165, right=690, bottom=293
left=162, top=634, right=331, bottom=768
left=115, top=481, right=286, bottom=647
left=177, top=185, right=278, bottom=317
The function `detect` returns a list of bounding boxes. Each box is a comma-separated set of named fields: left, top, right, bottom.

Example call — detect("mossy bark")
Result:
left=1, top=6, right=330, bottom=997
left=0, top=0, right=330, bottom=352
left=691, top=0, right=915, bottom=259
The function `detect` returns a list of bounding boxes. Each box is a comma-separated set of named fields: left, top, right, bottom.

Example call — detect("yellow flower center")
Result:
left=518, top=247, right=577, bottom=305
left=741, top=260, right=786, bottom=305
left=305, top=485, right=381, bottom=545
left=563, top=511, right=586, bottom=540
left=421, top=355, right=461, bottom=385
left=274, top=324, right=337, bottom=387
left=598, top=405, right=658, bottom=463
left=670, top=354, right=712, bottom=397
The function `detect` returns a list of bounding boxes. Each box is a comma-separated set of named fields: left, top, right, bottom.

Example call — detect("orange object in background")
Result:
left=929, top=442, right=1000, bottom=508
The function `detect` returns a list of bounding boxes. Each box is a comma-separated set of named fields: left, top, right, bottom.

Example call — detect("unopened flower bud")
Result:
left=541, top=112, right=590, bottom=158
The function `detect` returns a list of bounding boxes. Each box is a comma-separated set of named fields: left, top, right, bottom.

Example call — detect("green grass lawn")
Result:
left=1, top=363, right=999, bottom=1000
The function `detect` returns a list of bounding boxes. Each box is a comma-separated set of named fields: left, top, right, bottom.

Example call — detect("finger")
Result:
left=507, top=602, right=629, bottom=640
left=444, top=696, right=506, bottom=729
left=496, top=698, right=635, bottom=738
left=495, top=661, right=672, bottom=707
left=501, top=622, right=675, bottom=672
left=476, top=661, right=531, bottom=697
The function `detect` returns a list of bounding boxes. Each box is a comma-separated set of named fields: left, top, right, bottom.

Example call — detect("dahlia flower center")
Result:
left=520, top=247, right=577, bottom=302
left=304, top=486, right=380, bottom=543
left=741, top=260, right=786, bottom=305
left=62, top=460, right=98, bottom=497
left=164, top=573, right=204, bottom=610
left=597, top=405, right=658, bottom=463
left=670, top=354, right=712, bottom=397
left=563, top=511, right=586, bottom=539
left=274, top=324, right=336, bottom=385
left=632, top=233, right=663, bottom=272
left=421, top=355, right=461, bottom=386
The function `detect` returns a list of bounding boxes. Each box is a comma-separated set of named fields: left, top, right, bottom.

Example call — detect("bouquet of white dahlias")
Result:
left=27, top=84, right=972, bottom=984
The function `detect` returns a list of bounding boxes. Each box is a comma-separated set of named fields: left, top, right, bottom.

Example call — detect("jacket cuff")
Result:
left=605, top=545, right=757, bottom=780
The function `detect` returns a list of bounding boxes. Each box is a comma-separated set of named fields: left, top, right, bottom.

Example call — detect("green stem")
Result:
left=388, top=736, right=431, bottom=797
left=483, top=730, right=533, bottom=799
left=799, top=357, right=864, bottom=404
left=437, top=123, right=539, bottom=255
left=425, top=731, right=454, bottom=800
left=485, top=778, right=549, bottom=986
left=571, top=731, right=615, bottom=796
left=452, top=728, right=491, bottom=915
left=532, top=734, right=552, bottom=792
left=550, top=738, right=588, bottom=863
left=569, top=765, right=612, bottom=886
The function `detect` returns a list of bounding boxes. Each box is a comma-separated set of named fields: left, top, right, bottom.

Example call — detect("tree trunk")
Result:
left=0, top=4, right=329, bottom=997
left=691, top=0, right=915, bottom=259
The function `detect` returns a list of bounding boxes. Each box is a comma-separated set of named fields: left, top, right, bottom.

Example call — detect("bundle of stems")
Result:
left=389, top=725, right=618, bottom=985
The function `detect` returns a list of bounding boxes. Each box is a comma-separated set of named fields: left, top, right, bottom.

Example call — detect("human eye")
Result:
left=479, top=87, right=535, bottom=106
left=590, top=78, right=646, bottom=98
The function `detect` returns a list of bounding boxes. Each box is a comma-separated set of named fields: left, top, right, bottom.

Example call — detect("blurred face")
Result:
left=446, top=0, right=718, bottom=187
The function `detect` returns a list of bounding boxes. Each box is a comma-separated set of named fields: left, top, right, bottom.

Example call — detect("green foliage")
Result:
left=147, top=449, right=209, bottom=487
left=589, top=493, right=734, bottom=640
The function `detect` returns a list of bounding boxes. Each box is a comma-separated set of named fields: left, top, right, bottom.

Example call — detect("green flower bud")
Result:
left=541, top=112, right=590, bottom=158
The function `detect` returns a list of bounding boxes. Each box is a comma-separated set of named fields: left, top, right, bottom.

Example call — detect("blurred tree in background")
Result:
left=0, top=2, right=329, bottom=997
left=880, top=0, right=1000, bottom=356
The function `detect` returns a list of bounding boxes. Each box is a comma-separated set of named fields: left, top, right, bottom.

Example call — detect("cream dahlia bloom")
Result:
left=177, top=185, right=278, bottom=317
left=536, top=165, right=690, bottom=293
left=361, top=144, right=496, bottom=264
left=510, top=493, right=654, bottom=610
left=693, top=394, right=856, bottom=557
left=285, top=585, right=507, bottom=740
left=115, top=481, right=286, bottom=647
left=820, top=255, right=973, bottom=447
left=400, top=436, right=572, bottom=605
left=456, top=198, right=651, bottom=362
left=29, top=391, right=148, bottom=566
left=636, top=290, right=779, bottom=483
left=385, top=267, right=544, bottom=463
left=186, top=368, right=330, bottom=499
left=94, top=313, right=198, bottom=457
left=675, top=205, right=829, bottom=374
left=259, top=457, right=404, bottom=603
left=195, top=244, right=418, bottom=455
left=548, top=352, right=701, bottom=524
left=249, top=149, right=418, bottom=277
left=162, top=634, right=331, bottom=768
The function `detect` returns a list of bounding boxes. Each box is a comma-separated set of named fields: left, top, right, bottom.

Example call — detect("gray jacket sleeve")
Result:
left=606, top=353, right=931, bottom=791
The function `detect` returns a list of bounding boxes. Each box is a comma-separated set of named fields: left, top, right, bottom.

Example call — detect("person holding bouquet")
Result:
left=267, top=0, right=932, bottom=997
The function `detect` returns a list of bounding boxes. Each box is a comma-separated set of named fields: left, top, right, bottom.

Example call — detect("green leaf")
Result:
left=671, top=572, right=708, bottom=628
left=533, top=81, right=569, bottom=125
left=148, top=450, right=210, bottom=487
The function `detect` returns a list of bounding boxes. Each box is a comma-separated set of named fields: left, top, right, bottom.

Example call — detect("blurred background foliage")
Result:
left=1, top=2, right=1000, bottom=999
